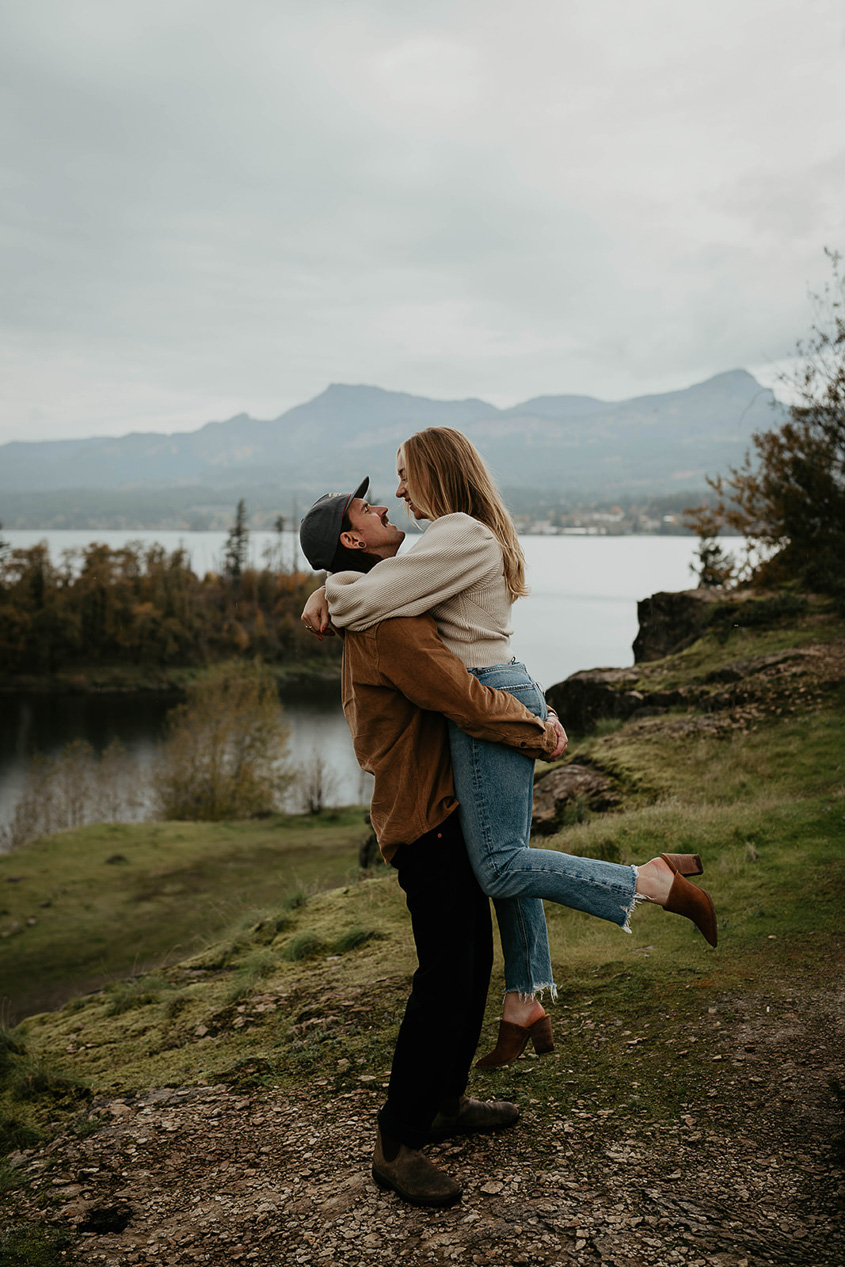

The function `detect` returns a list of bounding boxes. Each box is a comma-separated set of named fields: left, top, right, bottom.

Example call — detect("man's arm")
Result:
left=374, top=616, right=566, bottom=761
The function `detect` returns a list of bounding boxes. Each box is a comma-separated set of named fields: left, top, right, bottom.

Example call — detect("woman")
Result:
left=302, top=427, right=716, bottom=1066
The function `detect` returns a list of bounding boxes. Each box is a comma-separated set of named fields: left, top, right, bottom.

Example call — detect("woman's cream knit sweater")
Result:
left=325, top=513, right=515, bottom=670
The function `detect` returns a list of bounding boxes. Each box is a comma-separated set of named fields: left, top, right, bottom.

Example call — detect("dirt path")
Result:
left=10, top=980, right=844, bottom=1267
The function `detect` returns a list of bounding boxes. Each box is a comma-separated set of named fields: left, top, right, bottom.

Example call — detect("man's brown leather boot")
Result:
left=428, top=1095, right=520, bottom=1140
left=371, top=1127, right=462, bottom=1208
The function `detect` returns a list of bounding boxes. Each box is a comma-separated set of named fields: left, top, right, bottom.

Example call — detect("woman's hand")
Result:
left=549, top=714, right=568, bottom=760
left=301, top=587, right=335, bottom=639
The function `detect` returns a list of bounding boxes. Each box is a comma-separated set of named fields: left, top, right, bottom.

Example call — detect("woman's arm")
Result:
left=325, top=514, right=502, bottom=631
left=301, top=586, right=334, bottom=638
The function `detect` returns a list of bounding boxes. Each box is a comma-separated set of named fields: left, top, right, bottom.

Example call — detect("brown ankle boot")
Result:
left=660, top=855, right=717, bottom=946
left=428, top=1095, right=520, bottom=1140
left=476, top=1013, right=554, bottom=1069
left=371, top=1128, right=462, bottom=1208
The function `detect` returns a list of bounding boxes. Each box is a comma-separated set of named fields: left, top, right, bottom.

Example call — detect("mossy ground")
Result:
left=0, top=810, right=372, bottom=1021
left=8, top=685, right=843, bottom=1124
left=1, top=607, right=843, bottom=1263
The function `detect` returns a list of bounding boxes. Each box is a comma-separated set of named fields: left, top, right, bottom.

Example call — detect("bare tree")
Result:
left=296, top=747, right=340, bottom=815
left=0, top=739, right=141, bottom=852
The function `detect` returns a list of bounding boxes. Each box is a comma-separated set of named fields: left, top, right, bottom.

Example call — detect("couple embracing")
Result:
left=298, top=426, right=716, bottom=1208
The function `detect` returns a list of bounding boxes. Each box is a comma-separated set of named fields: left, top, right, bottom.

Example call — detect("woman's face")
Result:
left=396, top=446, right=427, bottom=520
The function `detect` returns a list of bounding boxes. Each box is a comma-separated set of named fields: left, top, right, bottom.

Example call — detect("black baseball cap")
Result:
left=299, top=477, right=369, bottom=570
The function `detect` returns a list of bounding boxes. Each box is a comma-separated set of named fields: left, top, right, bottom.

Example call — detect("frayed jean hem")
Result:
left=503, top=981, right=559, bottom=1005
left=621, top=864, right=644, bottom=934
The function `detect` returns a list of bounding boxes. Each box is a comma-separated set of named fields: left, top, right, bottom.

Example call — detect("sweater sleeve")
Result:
left=374, top=616, right=557, bottom=761
left=325, top=514, right=503, bottom=632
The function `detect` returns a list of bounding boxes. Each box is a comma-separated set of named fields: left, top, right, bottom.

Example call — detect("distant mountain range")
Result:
left=0, top=370, right=784, bottom=527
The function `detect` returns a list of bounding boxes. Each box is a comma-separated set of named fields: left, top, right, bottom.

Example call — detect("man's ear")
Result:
left=339, top=530, right=363, bottom=550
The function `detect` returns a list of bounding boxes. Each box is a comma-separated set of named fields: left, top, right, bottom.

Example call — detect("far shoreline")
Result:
left=0, top=661, right=343, bottom=698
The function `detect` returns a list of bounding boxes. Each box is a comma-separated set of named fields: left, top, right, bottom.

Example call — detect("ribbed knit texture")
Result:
left=325, top=513, right=514, bottom=669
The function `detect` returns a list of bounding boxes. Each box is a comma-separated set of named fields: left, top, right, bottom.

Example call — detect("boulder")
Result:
left=546, top=668, right=645, bottom=735
left=531, top=763, right=619, bottom=835
left=546, top=670, right=690, bottom=737
left=632, top=588, right=722, bottom=663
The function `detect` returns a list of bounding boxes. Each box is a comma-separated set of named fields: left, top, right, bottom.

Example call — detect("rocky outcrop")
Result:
left=632, top=588, right=723, bottom=663
left=546, top=668, right=688, bottom=737
left=531, top=763, right=619, bottom=834
left=545, top=588, right=813, bottom=736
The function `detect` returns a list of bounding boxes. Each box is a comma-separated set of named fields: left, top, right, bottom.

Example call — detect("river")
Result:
left=0, top=530, right=724, bottom=828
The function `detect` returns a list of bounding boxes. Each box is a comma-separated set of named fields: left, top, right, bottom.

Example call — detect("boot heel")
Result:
left=661, top=852, right=703, bottom=876
left=476, top=1013, right=554, bottom=1068
left=529, top=1014, right=554, bottom=1055
left=661, top=856, right=718, bottom=947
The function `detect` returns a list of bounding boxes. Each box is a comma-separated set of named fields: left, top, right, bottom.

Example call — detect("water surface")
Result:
left=1, top=531, right=722, bottom=829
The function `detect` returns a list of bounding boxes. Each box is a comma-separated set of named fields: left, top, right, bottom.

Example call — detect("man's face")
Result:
left=340, top=498, right=405, bottom=559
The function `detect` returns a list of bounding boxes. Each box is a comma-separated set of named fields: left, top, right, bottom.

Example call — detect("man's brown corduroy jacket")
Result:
left=340, top=613, right=559, bottom=862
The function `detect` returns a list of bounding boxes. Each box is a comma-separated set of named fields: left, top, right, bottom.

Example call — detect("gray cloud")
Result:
left=1, top=0, right=843, bottom=441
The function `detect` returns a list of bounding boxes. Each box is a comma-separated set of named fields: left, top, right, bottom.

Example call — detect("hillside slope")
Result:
left=2, top=598, right=844, bottom=1265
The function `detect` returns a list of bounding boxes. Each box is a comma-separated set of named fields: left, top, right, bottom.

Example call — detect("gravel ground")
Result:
left=8, top=980, right=844, bottom=1267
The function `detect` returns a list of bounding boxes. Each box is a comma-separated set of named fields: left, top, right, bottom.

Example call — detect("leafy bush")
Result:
left=152, top=661, right=294, bottom=820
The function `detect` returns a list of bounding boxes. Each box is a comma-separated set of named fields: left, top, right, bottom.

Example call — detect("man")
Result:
left=299, top=479, right=565, bottom=1208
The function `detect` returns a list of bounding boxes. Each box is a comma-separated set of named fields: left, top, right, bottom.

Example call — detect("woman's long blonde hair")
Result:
left=401, top=427, right=528, bottom=602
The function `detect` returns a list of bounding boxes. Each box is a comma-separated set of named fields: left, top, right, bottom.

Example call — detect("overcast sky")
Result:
left=1, top=0, right=843, bottom=445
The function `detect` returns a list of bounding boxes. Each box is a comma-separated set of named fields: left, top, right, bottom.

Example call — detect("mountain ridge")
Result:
left=0, top=369, right=783, bottom=503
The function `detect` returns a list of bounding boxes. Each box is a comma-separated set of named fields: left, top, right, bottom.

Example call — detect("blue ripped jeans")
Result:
left=447, top=661, right=639, bottom=999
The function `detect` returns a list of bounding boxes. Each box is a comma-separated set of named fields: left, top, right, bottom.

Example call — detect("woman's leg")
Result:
left=448, top=664, right=557, bottom=1006
left=448, top=664, right=640, bottom=960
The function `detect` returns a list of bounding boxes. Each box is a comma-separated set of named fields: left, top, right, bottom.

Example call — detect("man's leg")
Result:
left=373, top=813, right=512, bottom=1206
left=379, top=812, right=492, bottom=1148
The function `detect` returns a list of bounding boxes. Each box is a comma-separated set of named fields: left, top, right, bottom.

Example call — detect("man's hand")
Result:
left=549, top=714, right=568, bottom=760
left=301, top=587, right=335, bottom=640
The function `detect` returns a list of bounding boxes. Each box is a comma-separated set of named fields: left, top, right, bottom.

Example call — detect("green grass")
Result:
left=566, top=678, right=845, bottom=811
left=281, top=930, right=326, bottom=962
left=11, top=876, right=412, bottom=1097
left=2, top=610, right=843, bottom=1166
left=0, top=809, right=370, bottom=1021
left=0, top=1223, right=74, bottom=1266
left=10, top=693, right=841, bottom=1120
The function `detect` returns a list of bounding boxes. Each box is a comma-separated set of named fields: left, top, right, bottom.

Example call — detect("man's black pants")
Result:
left=378, top=811, right=493, bottom=1150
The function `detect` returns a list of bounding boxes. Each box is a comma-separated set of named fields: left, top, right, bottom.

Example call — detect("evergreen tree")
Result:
left=223, top=499, right=250, bottom=580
